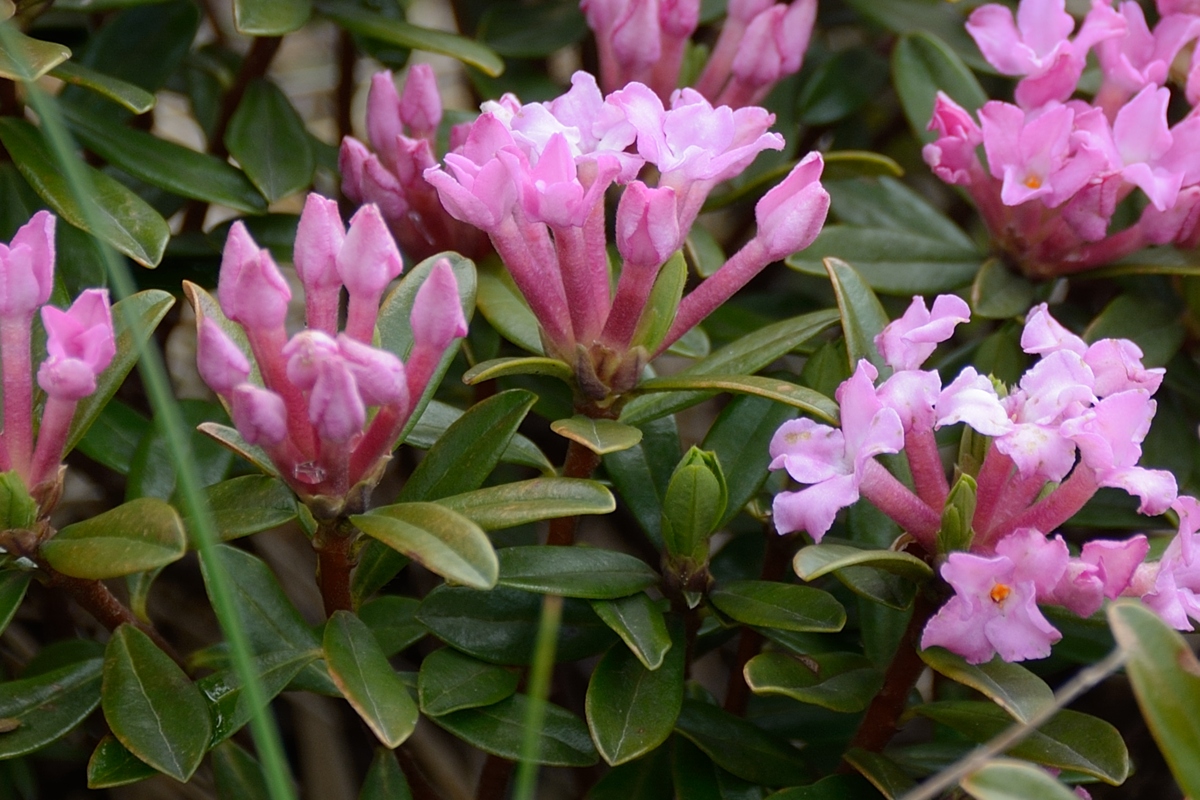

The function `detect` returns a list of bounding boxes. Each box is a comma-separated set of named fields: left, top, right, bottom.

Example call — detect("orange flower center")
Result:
left=1024, top=175, right=1042, bottom=189
left=990, top=583, right=1011, bottom=604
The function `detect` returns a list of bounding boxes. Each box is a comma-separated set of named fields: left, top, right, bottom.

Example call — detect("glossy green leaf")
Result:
left=1084, top=294, right=1184, bottom=367
left=225, top=79, right=314, bottom=203
left=434, top=694, right=597, bottom=766
left=42, top=497, right=186, bottom=580
left=914, top=701, right=1130, bottom=784
left=75, top=399, right=148, bottom=475
left=405, top=399, right=552, bottom=474
left=0, top=572, right=28, bottom=637
left=203, top=475, right=298, bottom=543
left=635, top=375, right=837, bottom=424
left=797, top=47, right=889, bottom=125
left=620, top=310, right=841, bottom=426
left=552, top=416, right=644, bottom=456
left=0, top=657, right=101, bottom=758
left=632, top=250, right=687, bottom=353
left=588, top=746, right=672, bottom=799
left=235, top=0, right=310, bottom=34
left=50, top=62, right=154, bottom=114
left=825, top=177, right=976, bottom=248
left=418, top=646, right=519, bottom=716
left=1079, top=246, right=1200, bottom=279
left=587, top=635, right=684, bottom=765
left=87, top=734, right=157, bottom=789
left=0, top=26, right=69, bottom=81
left=892, top=31, right=988, bottom=142
left=961, top=759, right=1081, bottom=800
left=463, top=356, right=573, bottom=384
left=971, top=259, right=1035, bottom=320
left=317, top=1, right=505, bottom=76
left=125, top=399, right=232, bottom=501
left=788, top=229, right=981, bottom=295
left=919, top=647, right=1054, bottom=724
left=212, top=740, right=270, bottom=800
left=67, top=3, right=200, bottom=97
left=766, top=774, right=880, bottom=799
left=821, top=227, right=967, bottom=310
left=603, top=415, right=680, bottom=546
left=71, top=297, right=177, bottom=459
left=196, top=422, right=279, bottom=478
left=360, top=748, right=413, bottom=800
left=710, top=580, right=846, bottom=633
left=400, top=389, right=536, bottom=502
left=359, top=595, right=425, bottom=657
left=377, top=252, right=476, bottom=442
left=497, top=546, right=658, bottom=599
left=475, top=257, right=543, bottom=353
left=745, top=651, right=881, bottom=713
left=102, top=625, right=211, bottom=782
left=671, top=735, right=765, bottom=800
left=674, top=699, right=808, bottom=785
left=65, top=103, right=266, bottom=213
left=0, top=118, right=169, bottom=266
left=478, top=1, right=586, bottom=57
left=821, top=151, right=905, bottom=181
left=199, top=649, right=317, bottom=745
left=836, top=566, right=917, bottom=611
left=591, top=594, right=672, bottom=671
left=704, top=394, right=798, bottom=527
left=200, top=545, right=320, bottom=655
left=354, top=502, right=498, bottom=590
left=842, top=748, right=916, bottom=798
left=438, top=478, right=615, bottom=530
left=324, top=611, right=418, bottom=748
left=1108, top=600, right=1200, bottom=797
left=793, top=544, right=933, bottom=582
left=417, top=585, right=615, bottom=665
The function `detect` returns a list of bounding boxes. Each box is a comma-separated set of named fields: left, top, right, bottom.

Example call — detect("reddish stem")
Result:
left=314, top=519, right=356, bottom=616
left=904, top=427, right=949, bottom=510
left=546, top=438, right=602, bottom=546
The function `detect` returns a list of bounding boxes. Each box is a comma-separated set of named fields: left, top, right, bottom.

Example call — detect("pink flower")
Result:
left=231, top=384, right=288, bottom=447
left=752, top=151, right=829, bottom=260
left=935, top=367, right=1013, bottom=436
left=197, top=318, right=251, bottom=395
left=37, top=289, right=116, bottom=401
left=923, top=93, right=985, bottom=186
left=616, top=181, right=680, bottom=268
left=875, top=294, right=971, bottom=372
left=410, top=258, right=468, bottom=354
left=218, top=222, right=292, bottom=332
left=399, top=63, right=442, bottom=140
left=0, top=210, right=54, bottom=318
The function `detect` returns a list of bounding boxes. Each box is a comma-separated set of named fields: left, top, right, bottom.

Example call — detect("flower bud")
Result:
left=197, top=318, right=251, bottom=395
left=294, top=194, right=345, bottom=297
left=366, top=71, right=403, bottom=169
left=337, top=335, right=407, bottom=407
left=283, top=329, right=339, bottom=391
left=231, top=384, right=288, bottom=446
left=616, top=181, right=680, bottom=268
left=662, top=447, right=727, bottom=564
left=218, top=222, right=292, bottom=330
left=753, top=151, right=829, bottom=260
left=0, top=210, right=55, bottom=317
left=937, top=473, right=978, bottom=554
left=338, top=205, right=404, bottom=302
left=399, top=63, right=443, bottom=140
left=41, top=289, right=116, bottom=383
left=308, top=359, right=366, bottom=443
left=411, top=259, right=467, bottom=352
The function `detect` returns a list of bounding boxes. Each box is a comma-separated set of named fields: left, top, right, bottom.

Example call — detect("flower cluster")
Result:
left=424, top=71, right=829, bottom=398
left=581, top=0, right=817, bottom=107
left=340, top=66, right=491, bottom=263
left=924, top=0, right=1200, bottom=278
left=196, top=195, right=466, bottom=515
left=0, top=211, right=115, bottom=498
left=769, top=295, right=1200, bottom=663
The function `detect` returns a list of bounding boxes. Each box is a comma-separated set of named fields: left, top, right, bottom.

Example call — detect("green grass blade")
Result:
left=512, top=594, right=563, bottom=800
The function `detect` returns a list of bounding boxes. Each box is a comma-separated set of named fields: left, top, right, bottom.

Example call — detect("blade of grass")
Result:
left=2, top=29, right=296, bottom=800
left=512, top=594, right=563, bottom=800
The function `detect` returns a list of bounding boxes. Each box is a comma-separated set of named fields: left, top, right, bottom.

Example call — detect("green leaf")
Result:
left=793, top=544, right=933, bottom=582
left=0, top=118, right=169, bottom=266
left=892, top=31, right=988, bottom=143
left=744, top=651, right=881, bottom=713
left=797, top=47, right=889, bottom=125
left=69, top=293, right=177, bottom=456
left=820, top=151, right=905, bottom=181
left=75, top=399, right=148, bottom=475
left=478, top=1, right=586, bottom=57
left=212, top=740, right=270, bottom=800
left=225, top=79, right=314, bottom=203
left=709, top=580, right=846, bottom=633
left=68, top=3, right=200, bottom=98
left=360, top=748, right=413, bottom=800
left=661, top=448, right=726, bottom=563
left=788, top=229, right=981, bottom=295
left=620, top=310, right=841, bottom=426
left=324, top=611, right=418, bottom=748
left=766, top=774, right=881, bottom=800
left=125, top=399, right=232, bottom=501
left=842, top=748, right=916, bottom=798
left=417, top=585, right=615, bottom=665
left=418, top=647, right=519, bottom=716
left=971, top=259, right=1035, bottom=320
left=235, top=0, right=310, bottom=34
left=587, top=635, right=684, bottom=765
left=354, top=502, right=498, bottom=590
left=64, top=102, right=267, bottom=213
left=0, top=572, right=29, bottom=637
left=0, top=472, right=36, bottom=531
left=913, top=701, right=1130, bottom=784
left=603, top=415, right=680, bottom=547
left=438, top=478, right=615, bottom=531
left=87, top=734, right=157, bottom=789
left=51, top=62, right=154, bottom=114
left=632, top=250, right=687, bottom=352
left=1108, top=600, right=1200, bottom=797
left=102, top=625, right=211, bottom=782
left=203, top=475, right=298, bottom=543
left=834, top=254, right=905, bottom=373
left=401, top=389, right=536, bottom=502
left=588, top=746, right=672, bottom=799
left=704, top=395, right=797, bottom=528
left=405, top=399, right=552, bottom=474
left=463, top=356, right=573, bottom=385
left=496, top=546, right=658, bottom=599
left=317, top=1, right=505, bottom=76
left=919, top=647, right=1055, bottom=724
left=960, top=758, right=1081, bottom=800
left=591, top=594, right=672, bottom=671
left=671, top=735, right=766, bottom=800
left=377, top=252, right=477, bottom=442
left=674, top=699, right=808, bottom=785
left=825, top=177, right=976, bottom=249
left=198, top=649, right=317, bottom=745
left=434, top=694, right=598, bottom=766
left=635, top=375, right=838, bottom=424
left=0, top=26, right=70, bottom=81
left=197, top=422, right=279, bottom=478
left=1084, top=294, right=1184, bottom=367
left=42, top=497, right=186, bottom=580
left=0, top=657, right=102, bottom=758
left=552, top=416, right=644, bottom=456
left=475, top=257, right=543, bottom=353
left=358, top=595, right=425, bottom=657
